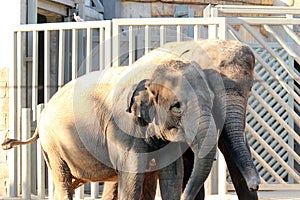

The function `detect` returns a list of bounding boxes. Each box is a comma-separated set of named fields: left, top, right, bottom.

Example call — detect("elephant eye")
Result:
left=170, top=102, right=181, bottom=113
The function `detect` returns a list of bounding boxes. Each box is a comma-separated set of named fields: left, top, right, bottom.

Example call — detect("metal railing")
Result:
left=111, top=17, right=227, bottom=66
left=204, top=4, right=300, bottom=17
left=9, top=20, right=111, bottom=198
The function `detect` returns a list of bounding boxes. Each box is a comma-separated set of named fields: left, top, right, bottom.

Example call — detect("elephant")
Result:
left=102, top=39, right=260, bottom=200
left=2, top=60, right=219, bottom=200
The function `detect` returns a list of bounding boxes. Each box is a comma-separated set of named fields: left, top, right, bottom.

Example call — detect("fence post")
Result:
left=48, top=172, right=54, bottom=199
left=104, top=21, right=112, bottom=69
left=207, top=7, right=218, bottom=39
left=91, top=182, right=99, bottom=198
left=112, top=19, right=120, bottom=67
left=8, top=31, right=18, bottom=197
left=75, top=185, right=84, bottom=199
left=22, top=108, right=31, bottom=199
left=218, top=149, right=227, bottom=196
left=37, top=104, right=45, bottom=198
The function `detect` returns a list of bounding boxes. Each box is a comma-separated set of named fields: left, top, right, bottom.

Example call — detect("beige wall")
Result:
left=273, top=0, right=300, bottom=6
left=0, top=69, right=9, bottom=196
left=121, top=0, right=274, bottom=18
left=122, top=0, right=273, bottom=5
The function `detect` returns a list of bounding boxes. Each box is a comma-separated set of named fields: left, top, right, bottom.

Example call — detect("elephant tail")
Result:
left=2, top=128, right=39, bottom=150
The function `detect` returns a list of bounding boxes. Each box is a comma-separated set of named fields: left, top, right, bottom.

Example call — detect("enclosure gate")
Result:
left=6, top=5, right=300, bottom=198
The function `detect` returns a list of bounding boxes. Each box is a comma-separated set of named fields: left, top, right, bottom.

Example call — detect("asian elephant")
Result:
left=2, top=60, right=218, bottom=200
left=102, top=39, right=259, bottom=200
left=130, top=39, right=261, bottom=200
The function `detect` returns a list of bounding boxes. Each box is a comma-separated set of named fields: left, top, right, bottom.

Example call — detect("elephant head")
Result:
left=119, top=60, right=219, bottom=199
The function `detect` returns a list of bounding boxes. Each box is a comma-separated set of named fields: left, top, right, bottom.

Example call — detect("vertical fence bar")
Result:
left=287, top=19, right=295, bottom=182
left=128, top=26, right=135, bottom=65
left=64, top=29, right=72, bottom=82
left=8, top=31, right=18, bottom=197
left=91, top=182, right=99, bottom=199
left=145, top=25, right=150, bottom=54
left=104, top=21, right=112, bottom=68
left=112, top=19, right=120, bottom=67
left=17, top=32, right=24, bottom=195
left=45, top=30, right=54, bottom=199
left=208, top=24, right=217, bottom=39
left=32, top=31, right=38, bottom=121
left=48, top=172, right=54, bottom=199
left=31, top=31, right=38, bottom=121
left=218, top=149, right=227, bottom=196
left=176, top=25, right=181, bottom=42
left=86, top=27, right=92, bottom=73
left=27, top=31, right=38, bottom=194
left=17, top=31, right=23, bottom=133
left=22, top=108, right=31, bottom=199
left=207, top=7, right=218, bottom=39
left=44, top=30, right=51, bottom=102
left=75, top=186, right=84, bottom=199
left=72, top=29, right=78, bottom=79
left=99, top=27, right=105, bottom=70
left=37, top=104, right=45, bottom=198
left=193, top=25, right=199, bottom=40
left=160, top=25, right=166, bottom=46
left=78, top=29, right=84, bottom=76
left=58, top=29, right=65, bottom=88
left=218, top=18, right=227, bottom=40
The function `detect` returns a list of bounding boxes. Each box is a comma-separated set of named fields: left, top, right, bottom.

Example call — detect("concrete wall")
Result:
left=273, top=0, right=300, bottom=6
left=0, top=69, right=9, bottom=196
left=121, top=0, right=274, bottom=19
left=122, top=0, right=274, bottom=6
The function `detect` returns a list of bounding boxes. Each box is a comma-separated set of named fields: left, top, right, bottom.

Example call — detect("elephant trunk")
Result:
left=181, top=112, right=217, bottom=200
left=220, top=94, right=260, bottom=191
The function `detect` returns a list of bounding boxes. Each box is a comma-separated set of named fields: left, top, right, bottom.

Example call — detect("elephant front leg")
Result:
left=141, top=171, right=158, bottom=200
left=102, top=172, right=157, bottom=200
left=158, top=157, right=183, bottom=200
left=102, top=182, right=118, bottom=200
left=182, top=148, right=205, bottom=200
left=118, top=172, right=144, bottom=200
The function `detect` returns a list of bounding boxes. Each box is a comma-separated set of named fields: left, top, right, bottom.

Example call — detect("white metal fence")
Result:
left=9, top=21, right=112, bottom=199
left=6, top=5, right=300, bottom=199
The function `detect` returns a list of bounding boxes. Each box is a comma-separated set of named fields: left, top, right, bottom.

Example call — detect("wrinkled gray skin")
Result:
left=103, top=39, right=260, bottom=200
left=2, top=60, right=217, bottom=200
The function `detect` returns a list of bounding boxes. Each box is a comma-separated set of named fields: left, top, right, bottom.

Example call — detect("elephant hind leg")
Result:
left=49, top=159, right=74, bottom=200
left=71, top=178, right=86, bottom=195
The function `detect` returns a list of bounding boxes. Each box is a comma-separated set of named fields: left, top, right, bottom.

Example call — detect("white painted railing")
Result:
left=6, top=5, right=300, bottom=198
left=204, top=4, right=300, bottom=17
left=9, top=20, right=111, bottom=199
left=8, top=17, right=227, bottom=199
left=111, top=17, right=227, bottom=66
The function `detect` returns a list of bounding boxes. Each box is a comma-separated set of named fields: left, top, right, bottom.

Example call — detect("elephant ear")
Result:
left=126, top=79, right=156, bottom=123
